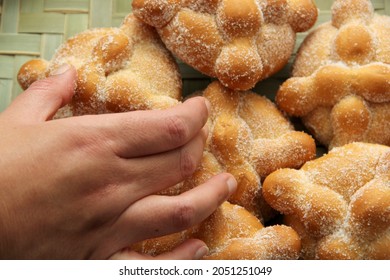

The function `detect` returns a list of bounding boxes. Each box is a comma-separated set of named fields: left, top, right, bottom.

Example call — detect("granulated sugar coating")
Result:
left=276, top=0, right=390, bottom=149
left=132, top=0, right=318, bottom=90
left=201, top=81, right=316, bottom=221
left=17, top=14, right=182, bottom=116
left=263, top=142, right=390, bottom=259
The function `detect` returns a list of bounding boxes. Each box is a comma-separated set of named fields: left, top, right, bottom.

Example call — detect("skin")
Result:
left=0, top=65, right=237, bottom=260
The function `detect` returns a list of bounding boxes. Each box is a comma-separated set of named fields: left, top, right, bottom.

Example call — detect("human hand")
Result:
left=0, top=65, right=237, bottom=259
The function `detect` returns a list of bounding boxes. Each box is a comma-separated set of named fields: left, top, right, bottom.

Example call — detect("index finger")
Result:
left=69, top=96, right=210, bottom=158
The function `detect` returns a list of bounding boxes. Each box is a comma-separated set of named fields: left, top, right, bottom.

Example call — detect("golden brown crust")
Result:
left=204, top=225, right=301, bottom=260
left=17, top=14, right=182, bottom=116
left=276, top=0, right=390, bottom=148
left=204, top=81, right=316, bottom=220
left=132, top=0, right=318, bottom=90
left=263, top=142, right=390, bottom=259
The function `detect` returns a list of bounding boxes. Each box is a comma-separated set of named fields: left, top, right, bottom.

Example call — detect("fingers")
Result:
left=73, top=120, right=207, bottom=204
left=126, top=173, right=236, bottom=238
left=109, top=239, right=209, bottom=260
left=99, top=173, right=237, bottom=258
left=124, top=129, right=207, bottom=199
left=77, top=96, right=210, bottom=158
left=3, top=64, right=76, bottom=123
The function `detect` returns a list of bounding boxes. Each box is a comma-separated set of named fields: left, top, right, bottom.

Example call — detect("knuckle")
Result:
left=166, top=115, right=189, bottom=146
left=180, top=149, right=197, bottom=178
left=172, top=200, right=196, bottom=230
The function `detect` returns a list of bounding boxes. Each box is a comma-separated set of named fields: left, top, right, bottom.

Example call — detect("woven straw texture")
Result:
left=0, top=0, right=389, bottom=112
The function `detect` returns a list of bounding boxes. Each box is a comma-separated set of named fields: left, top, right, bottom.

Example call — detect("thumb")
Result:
left=3, top=64, right=77, bottom=123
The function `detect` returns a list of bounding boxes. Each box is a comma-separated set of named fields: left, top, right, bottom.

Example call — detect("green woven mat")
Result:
left=0, top=0, right=389, bottom=112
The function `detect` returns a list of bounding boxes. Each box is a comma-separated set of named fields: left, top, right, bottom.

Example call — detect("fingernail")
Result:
left=202, top=124, right=209, bottom=141
left=227, top=176, right=237, bottom=196
left=194, top=246, right=209, bottom=260
left=51, top=64, right=72, bottom=76
left=204, top=98, right=212, bottom=116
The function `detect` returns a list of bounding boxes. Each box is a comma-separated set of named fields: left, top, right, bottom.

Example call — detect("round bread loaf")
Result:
left=17, top=14, right=182, bottom=116
left=263, top=142, right=390, bottom=259
left=132, top=0, right=318, bottom=90
left=276, top=0, right=390, bottom=149
left=202, top=81, right=316, bottom=221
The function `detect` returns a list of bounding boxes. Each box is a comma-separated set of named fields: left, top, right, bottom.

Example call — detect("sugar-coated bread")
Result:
left=276, top=0, right=390, bottom=149
left=131, top=201, right=302, bottom=260
left=17, top=14, right=182, bottom=116
left=263, top=142, right=390, bottom=259
left=202, top=81, right=316, bottom=221
left=132, top=0, right=318, bottom=90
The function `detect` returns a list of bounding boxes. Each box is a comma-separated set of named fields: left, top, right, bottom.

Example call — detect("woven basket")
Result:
left=0, top=0, right=389, bottom=112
